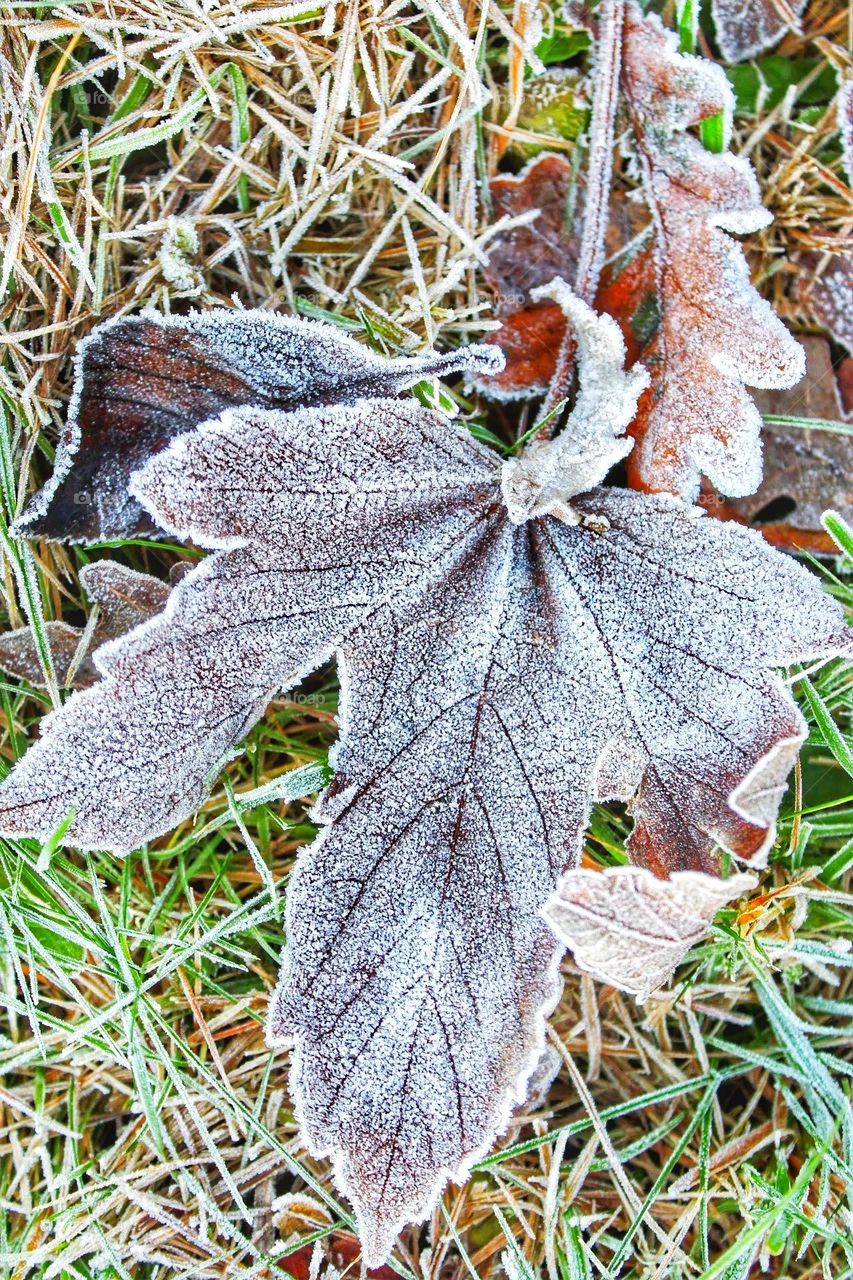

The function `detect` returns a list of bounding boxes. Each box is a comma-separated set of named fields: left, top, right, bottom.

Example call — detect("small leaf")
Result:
left=543, top=866, right=758, bottom=1001
left=0, top=562, right=169, bottom=688
left=710, top=0, right=806, bottom=64
left=799, top=253, right=853, bottom=357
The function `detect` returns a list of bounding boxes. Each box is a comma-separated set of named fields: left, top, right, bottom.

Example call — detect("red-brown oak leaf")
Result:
left=476, top=153, right=581, bottom=400
left=0, top=294, right=847, bottom=1263
left=621, top=3, right=805, bottom=502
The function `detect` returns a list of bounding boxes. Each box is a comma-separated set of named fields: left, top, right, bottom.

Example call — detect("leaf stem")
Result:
left=539, top=0, right=625, bottom=430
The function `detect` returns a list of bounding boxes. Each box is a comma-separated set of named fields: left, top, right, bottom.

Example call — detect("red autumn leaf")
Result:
left=475, top=153, right=580, bottom=400
left=475, top=152, right=654, bottom=399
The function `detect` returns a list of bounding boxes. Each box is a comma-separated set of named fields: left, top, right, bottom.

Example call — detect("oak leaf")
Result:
left=0, top=295, right=847, bottom=1263
left=723, top=337, right=853, bottom=555
left=476, top=153, right=581, bottom=400
left=621, top=3, right=805, bottom=502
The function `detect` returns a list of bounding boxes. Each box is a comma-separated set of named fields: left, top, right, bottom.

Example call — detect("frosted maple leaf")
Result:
left=0, top=294, right=848, bottom=1263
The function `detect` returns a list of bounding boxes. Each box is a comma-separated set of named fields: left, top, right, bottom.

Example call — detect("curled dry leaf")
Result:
left=543, top=865, right=758, bottom=1002
left=15, top=310, right=492, bottom=543
left=621, top=3, right=804, bottom=502
left=0, top=562, right=169, bottom=688
left=710, top=0, right=806, bottom=63
left=0, top=299, right=847, bottom=1262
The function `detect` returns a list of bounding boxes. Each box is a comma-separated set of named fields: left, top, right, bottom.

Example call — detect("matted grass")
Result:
left=0, top=2, right=851, bottom=1277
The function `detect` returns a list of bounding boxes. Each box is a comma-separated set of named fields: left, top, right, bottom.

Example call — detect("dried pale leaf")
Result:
left=0, top=311, right=847, bottom=1262
left=16, top=309, right=501, bottom=542
left=710, top=0, right=806, bottom=63
left=622, top=4, right=804, bottom=501
left=0, top=563, right=169, bottom=688
left=543, top=866, right=758, bottom=1001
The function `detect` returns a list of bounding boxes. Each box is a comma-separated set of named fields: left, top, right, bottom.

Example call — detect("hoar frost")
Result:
left=0, top=296, right=848, bottom=1264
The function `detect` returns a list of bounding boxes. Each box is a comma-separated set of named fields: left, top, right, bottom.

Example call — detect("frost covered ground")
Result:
left=0, top=2, right=851, bottom=1277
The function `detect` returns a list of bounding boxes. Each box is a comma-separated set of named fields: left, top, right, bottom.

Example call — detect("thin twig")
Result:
left=539, top=0, right=625, bottom=430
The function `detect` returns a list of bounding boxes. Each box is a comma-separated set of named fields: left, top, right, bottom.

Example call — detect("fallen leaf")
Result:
left=710, top=0, right=806, bottom=64
left=723, top=337, right=853, bottom=553
left=621, top=3, right=805, bottom=502
left=475, top=153, right=580, bottom=400
left=15, top=310, right=492, bottom=543
left=475, top=153, right=651, bottom=399
left=800, top=253, right=853, bottom=356
left=0, top=562, right=169, bottom=688
left=543, top=865, right=758, bottom=1002
left=0, top=295, right=847, bottom=1262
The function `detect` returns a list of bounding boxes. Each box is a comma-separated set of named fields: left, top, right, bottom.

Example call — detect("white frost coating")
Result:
left=543, top=866, right=758, bottom=1001
left=501, top=282, right=648, bottom=524
left=711, top=0, right=806, bottom=63
left=0, top=317, right=848, bottom=1263
left=623, top=4, right=805, bottom=501
left=805, top=255, right=853, bottom=356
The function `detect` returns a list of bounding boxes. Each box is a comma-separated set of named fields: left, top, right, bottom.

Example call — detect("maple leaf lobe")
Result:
left=15, top=309, right=503, bottom=543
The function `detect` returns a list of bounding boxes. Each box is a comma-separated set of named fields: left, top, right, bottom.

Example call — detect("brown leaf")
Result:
left=543, top=865, right=758, bottom=1001
left=0, top=562, right=169, bottom=688
left=473, top=154, right=579, bottom=399
left=710, top=0, right=806, bottom=63
left=722, top=337, right=853, bottom=554
left=484, top=154, right=581, bottom=308
left=16, top=311, right=497, bottom=543
left=800, top=253, right=853, bottom=356
left=621, top=4, right=804, bottom=502
left=475, top=153, right=652, bottom=399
